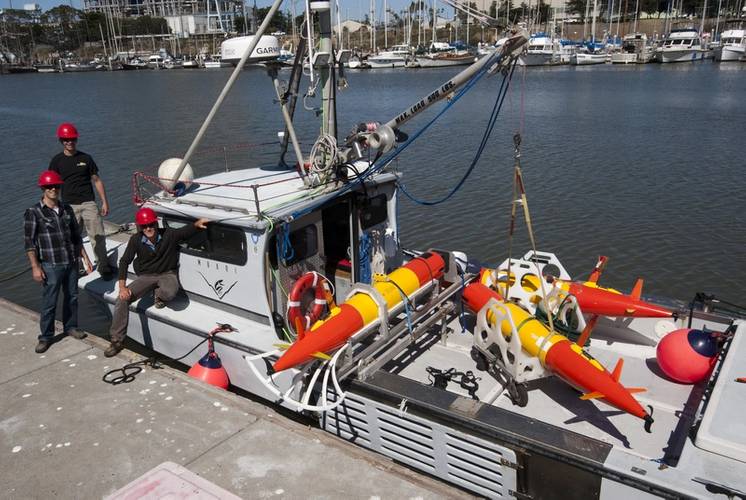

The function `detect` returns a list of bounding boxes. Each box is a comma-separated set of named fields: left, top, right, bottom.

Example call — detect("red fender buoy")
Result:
left=656, top=328, right=719, bottom=384
left=287, top=272, right=328, bottom=338
left=188, top=350, right=230, bottom=390
left=187, top=326, right=233, bottom=390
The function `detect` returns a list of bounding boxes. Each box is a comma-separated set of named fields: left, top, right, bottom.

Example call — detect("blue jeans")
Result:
left=39, top=263, right=78, bottom=340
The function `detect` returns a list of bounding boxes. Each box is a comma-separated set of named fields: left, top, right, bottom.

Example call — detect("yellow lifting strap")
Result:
left=506, top=133, right=556, bottom=338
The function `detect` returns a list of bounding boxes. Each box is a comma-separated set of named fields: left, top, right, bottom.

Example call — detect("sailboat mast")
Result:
left=432, top=0, right=436, bottom=45
left=583, top=0, right=589, bottom=40
left=384, top=0, right=388, bottom=48
left=699, top=0, right=707, bottom=35
left=591, top=0, right=597, bottom=43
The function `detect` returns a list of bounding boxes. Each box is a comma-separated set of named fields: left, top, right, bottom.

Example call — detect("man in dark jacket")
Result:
left=25, top=170, right=93, bottom=353
left=105, top=207, right=208, bottom=357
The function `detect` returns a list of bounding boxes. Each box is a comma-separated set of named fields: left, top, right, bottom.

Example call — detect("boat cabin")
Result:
left=131, top=168, right=402, bottom=338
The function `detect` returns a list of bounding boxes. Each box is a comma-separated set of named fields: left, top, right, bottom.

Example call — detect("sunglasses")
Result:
left=142, top=222, right=158, bottom=229
left=43, top=185, right=62, bottom=190
left=61, top=138, right=77, bottom=143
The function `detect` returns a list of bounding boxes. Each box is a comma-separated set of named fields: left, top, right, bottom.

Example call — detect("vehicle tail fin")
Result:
left=626, top=387, right=647, bottom=394
left=580, top=391, right=605, bottom=401
left=630, top=278, right=644, bottom=300
left=576, top=315, right=599, bottom=346
left=611, top=358, right=624, bottom=382
left=588, top=256, right=609, bottom=284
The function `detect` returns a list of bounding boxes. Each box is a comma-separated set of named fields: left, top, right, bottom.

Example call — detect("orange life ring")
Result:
left=287, top=272, right=328, bottom=338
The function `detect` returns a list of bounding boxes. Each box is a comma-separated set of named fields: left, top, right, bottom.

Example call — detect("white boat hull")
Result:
left=657, top=48, right=706, bottom=63
left=413, top=54, right=476, bottom=67
left=367, top=57, right=408, bottom=68
left=610, top=53, right=637, bottom=64
left=518, top=52, right=558, bottom=66
left=715, top=45, right=746, bottom=61
left=571, top=53, right=607, bottom=65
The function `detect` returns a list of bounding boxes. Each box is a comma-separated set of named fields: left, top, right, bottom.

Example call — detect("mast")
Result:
left=591, top=0, right=597, bottom=43
left=170, top=0, right=285, bottom=184
left=699, top=0, right=707, bottom=35
left=384, top=0, right=388, bottom=48
left=432, top=0, right=436, bottom=45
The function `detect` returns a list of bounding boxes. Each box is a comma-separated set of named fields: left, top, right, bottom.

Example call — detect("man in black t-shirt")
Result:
left=49, top=122, right=113, bottom=279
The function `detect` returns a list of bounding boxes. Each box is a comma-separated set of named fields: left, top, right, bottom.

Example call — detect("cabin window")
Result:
left=360, top=194, right=388, bottom=230
left=163, top=216, right=247, bottom=266
left=269, top=224, right=318, bottom=267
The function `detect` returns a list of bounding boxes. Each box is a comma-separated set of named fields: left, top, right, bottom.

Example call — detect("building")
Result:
left=82, top=0, right=247, bottom=36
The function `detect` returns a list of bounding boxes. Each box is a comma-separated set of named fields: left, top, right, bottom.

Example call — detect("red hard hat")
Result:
left=135, top=207, right=158, bottom=226
left=38, top=170, right=64, bottom=187
left=56, top=122, right=79, bottom=140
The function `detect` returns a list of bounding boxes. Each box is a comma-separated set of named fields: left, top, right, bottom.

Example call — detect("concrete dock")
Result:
left=0, top=298, right=465, bottom=499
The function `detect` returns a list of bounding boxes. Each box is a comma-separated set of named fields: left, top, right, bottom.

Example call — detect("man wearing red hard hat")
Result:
left=105, top=207, right=209, bottom=357
left=49, top=123, right=113, bottom=280
left=24, top=171, right=93, bottom=353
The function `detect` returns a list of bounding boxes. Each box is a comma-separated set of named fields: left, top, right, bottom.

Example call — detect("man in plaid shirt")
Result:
left=24, top=170, right=93, bottom=353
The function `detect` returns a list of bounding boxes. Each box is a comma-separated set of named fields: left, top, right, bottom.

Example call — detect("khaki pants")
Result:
left=109, top=271, right=180, bottom=344
left=72, top=201, right=111, bottom=274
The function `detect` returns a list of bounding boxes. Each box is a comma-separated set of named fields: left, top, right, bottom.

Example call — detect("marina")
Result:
left=2, top=0, right=746, bottom=497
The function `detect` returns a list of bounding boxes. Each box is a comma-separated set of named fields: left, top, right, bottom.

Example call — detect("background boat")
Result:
left=518, top=33, right=560, bottom=66
left=656, top=29, right=707, bottom=63
left=414, top=42, right=476, bottom=68
left=367, top=45, right=412, bottom=69
left=714, top=25, right=746, bottom=61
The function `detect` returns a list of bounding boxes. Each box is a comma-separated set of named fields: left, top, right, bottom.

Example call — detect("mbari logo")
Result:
left=198, top=272, right=237, bottom=300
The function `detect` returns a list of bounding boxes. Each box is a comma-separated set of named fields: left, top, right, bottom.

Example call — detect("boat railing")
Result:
left=131, top=165, right=322, bottom=219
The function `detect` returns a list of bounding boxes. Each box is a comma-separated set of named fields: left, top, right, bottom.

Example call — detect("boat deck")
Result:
left=388, top=321, right=696, bottom=461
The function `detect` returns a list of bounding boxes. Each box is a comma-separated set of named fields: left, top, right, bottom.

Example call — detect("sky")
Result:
left=8, top=0, right=443, bottom=21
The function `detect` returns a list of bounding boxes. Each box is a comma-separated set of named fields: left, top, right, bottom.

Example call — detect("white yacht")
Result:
left=714, top=28, right=746, bottom=61
left=571, top=46, right=607, bottom=65
left=656, top=29, right=707, bottom=63
left=77, top=9, right=746, bottom=497
left=611, top=33, right=653, bottom=64
left=147, top=54, right=164, bottom=69
left=367, top=45, right=412, bottom=68
left=518, top=33, right=560, bottom=66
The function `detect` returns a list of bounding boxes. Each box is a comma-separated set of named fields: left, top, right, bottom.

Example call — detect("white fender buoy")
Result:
left=157, top=158, right=194, bottom=192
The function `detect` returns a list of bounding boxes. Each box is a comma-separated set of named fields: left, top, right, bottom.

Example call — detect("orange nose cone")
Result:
left=273, top=304, right=365, bottom=372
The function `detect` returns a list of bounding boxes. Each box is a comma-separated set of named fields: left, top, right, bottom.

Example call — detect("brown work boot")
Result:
left=35, top=340, right=52, bottom=354
left=104, top=342, right=124, bottom=358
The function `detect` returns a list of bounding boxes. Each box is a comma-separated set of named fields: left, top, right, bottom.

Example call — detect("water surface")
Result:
left=1, top=62, right=744, bottom=335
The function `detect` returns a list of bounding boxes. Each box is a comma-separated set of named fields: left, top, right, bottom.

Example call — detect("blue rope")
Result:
left=279, top=223, right=295, bottom=265
left=398, top=60, right=517, bottom=206
left=289, top=50, right=511, bottom=221
left=358, top=232, right=371, bottom=284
